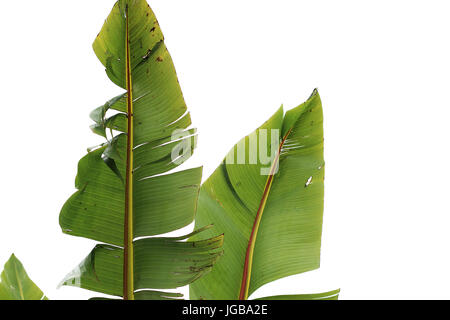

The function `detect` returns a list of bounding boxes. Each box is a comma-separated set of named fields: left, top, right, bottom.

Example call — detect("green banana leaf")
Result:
left=0, top=254, right=48, bottom=300
left=59, top=0, right=222, bottom=300
left=190, top=89, right=337, bottom=300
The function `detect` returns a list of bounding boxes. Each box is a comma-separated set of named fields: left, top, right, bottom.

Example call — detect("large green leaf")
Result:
left=59, top=0, right=222, bottom=300
left=190, top=90, right=336, bottom=300
left=0, top=254, right=48, bottom=300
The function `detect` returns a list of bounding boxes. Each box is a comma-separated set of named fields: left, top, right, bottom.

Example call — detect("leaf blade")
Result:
left=60, top=0, right=223, bottom=300
left=61, top=231, right=224, bottom=297
left=190, top=90, right=327, bottom=300
left=0, top=254, right=47, bottom=300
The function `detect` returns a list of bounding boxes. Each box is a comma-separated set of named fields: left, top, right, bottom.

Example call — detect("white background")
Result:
left=0, top=0, right=449, bottom=300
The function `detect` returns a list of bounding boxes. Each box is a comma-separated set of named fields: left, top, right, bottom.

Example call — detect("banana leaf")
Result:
left=190, top=90, right=338, bottom=300
left=59, top=0, right=223, bottom=300
left=0, top=254, right=48, bottom=300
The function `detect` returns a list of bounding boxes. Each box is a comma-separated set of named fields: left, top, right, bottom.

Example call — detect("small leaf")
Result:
left=0, top=254, right=47, bottom=300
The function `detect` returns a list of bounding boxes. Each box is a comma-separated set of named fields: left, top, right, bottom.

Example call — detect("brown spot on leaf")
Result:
left=156, top=56, right=163, bottom=62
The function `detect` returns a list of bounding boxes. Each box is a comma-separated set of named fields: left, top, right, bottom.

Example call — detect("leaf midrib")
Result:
left=123, top=5, right=135, bottom=300
left=13, top=261, right=24, bottom=300
left=238, top=128, right=293, bottom=300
